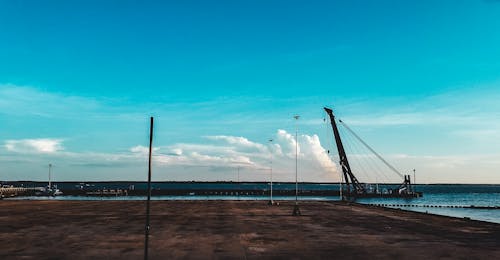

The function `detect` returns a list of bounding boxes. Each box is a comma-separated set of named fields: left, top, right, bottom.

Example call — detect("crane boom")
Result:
left=324, top=107, right=365, bottom=198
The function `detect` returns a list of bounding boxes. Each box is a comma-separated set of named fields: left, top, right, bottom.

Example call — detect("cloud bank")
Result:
left=5, top=138, right=64, bottom=153
left=1, top=130, right=338, bottom=181
left=131, top=130, right=339, bottom=182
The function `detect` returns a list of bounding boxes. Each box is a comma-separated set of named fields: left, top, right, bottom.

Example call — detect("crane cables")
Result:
left=338, top=119, right=405, bottom=179
left=339, top=124, right=390, bottom=184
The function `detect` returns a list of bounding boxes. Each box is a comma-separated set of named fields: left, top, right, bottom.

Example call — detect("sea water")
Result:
left=356, top=191, right=500, bottom=224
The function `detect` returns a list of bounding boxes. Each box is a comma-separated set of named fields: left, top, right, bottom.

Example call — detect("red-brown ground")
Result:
left=0, top=200, right=499, bottom=259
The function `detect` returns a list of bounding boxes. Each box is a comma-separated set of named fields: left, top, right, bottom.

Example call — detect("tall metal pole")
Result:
left=292, top=115, right=301, bottom=216
left=144, top=117, right=154, bottom=260
left=413, top=169, right=416, bottom=193
left=269, top=139, right=274, bottom=205
left=48, top=163, right=52, bottom=189
left=295, top=116, right=298, bottom=203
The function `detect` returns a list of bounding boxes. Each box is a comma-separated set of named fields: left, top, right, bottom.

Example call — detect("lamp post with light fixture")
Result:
left=292, top=115, right=301, bottom=216
left=268, top=139, right=274, bottom=205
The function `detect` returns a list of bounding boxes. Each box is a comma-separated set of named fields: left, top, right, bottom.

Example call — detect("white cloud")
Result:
left=142, top=130, right=340, bottom=181
left=276, top=129, right=299, bottom=157
left=153, top=145, right=258, bottom=168
left=129, top=145, right=160, bottom=155
left=5, top=138, right=64, bottom=153
left=301, top=134, right=337, bottom=174
left=169, top=148, right=183, bottom=156
left=205, top=135, right=268, bottom=153
left=130, top=145, right=148, bottom=154
left=273, top=130, right=339, bottom=181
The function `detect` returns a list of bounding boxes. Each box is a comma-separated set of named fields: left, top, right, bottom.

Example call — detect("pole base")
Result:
left=292, top=204, right=301, bottom=216
left=267, top=200, right=274, bottom=205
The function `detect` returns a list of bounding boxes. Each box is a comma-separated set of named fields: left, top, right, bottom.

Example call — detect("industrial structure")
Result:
left=324, top=107, right=422, bottom=200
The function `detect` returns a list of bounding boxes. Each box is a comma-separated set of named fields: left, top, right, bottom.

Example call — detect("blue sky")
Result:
left=1, top=0, right=500, bottom=183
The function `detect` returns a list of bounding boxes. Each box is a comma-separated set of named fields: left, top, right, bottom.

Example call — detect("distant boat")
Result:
left=35, top=163, right=63, bottom=196
left=35, top=186, right=63, bottom=196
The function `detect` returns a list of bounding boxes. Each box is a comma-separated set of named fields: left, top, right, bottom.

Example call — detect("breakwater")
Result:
left=61, top=188, right=340, bottom=196
left=373, top=203, right=500, bottom=209
left=0, top=187, right=40, bottom=198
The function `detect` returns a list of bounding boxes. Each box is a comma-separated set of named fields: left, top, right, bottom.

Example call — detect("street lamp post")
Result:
left=268, top=139, right=274, bottom=205
left=413, top=169, right=416, bottom=193
left=48, top=163, right=52, bottom=189
left=292, top=115, right=301, bottom=216
left=237, top=166, right=240, bottom=199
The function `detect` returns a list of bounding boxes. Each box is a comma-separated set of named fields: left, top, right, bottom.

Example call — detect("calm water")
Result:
left=7, top=183, right=500, bottom=224
left=356, top=193, right=500, bottom=224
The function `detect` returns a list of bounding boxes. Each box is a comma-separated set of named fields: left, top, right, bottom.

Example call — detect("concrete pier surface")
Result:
left=0, top=200, right=499, bottom=259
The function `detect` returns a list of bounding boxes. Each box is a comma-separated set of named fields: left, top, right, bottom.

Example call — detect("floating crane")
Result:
left=324, top=107, right=422, bottom=200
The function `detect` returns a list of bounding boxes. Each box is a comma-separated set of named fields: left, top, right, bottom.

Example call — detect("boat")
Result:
left=35, top=163, right=63, bottom=196
left=35, top=186, right=63, bottom=196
